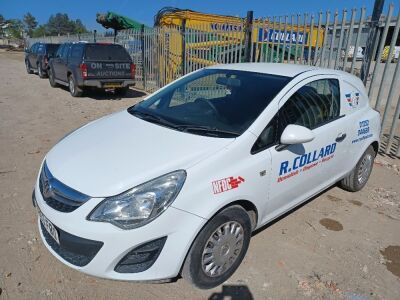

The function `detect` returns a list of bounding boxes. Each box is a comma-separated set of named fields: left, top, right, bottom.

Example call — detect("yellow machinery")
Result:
left=153, top=7, right=324, bottom=83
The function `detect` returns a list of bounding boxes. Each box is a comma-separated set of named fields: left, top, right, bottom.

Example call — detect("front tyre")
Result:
left=339, top=145, right=375, bottom=192
left=25, top=60, right=33, bottom=74
left=182, top=206, right=252, bottom=289
left=68, top=75, right=83, bottom=97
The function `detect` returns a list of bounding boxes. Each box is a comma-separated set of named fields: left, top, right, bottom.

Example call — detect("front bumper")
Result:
left=82, top=79, right=135, bottom=88
left=33, top=182, right=205, bottom=281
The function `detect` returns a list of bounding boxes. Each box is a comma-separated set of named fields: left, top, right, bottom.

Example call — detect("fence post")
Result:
left=181, top=19, right=186, bottom=76
left=244, top=11, right=254, bottom=62
left=141, top=24, right=146, bottom=91
left=360, top=0, right=384, bottom=84
left=93, top=30, right=97, bottom=43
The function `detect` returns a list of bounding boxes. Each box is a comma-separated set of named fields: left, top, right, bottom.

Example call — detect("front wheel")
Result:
left=68, top=75, right=83, bottom=97
left=182, top=206, right=252, bottom=289
left=339, top=145, right=375, bottom=192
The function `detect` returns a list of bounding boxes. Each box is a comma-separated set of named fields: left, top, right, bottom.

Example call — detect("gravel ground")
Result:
left=0, top=51, right=399, bottom=300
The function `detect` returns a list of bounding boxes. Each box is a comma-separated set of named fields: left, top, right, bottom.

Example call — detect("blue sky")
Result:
left=0, top=0, right=391, bottom=31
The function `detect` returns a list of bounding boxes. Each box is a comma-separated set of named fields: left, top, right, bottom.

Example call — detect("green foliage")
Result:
left=23, top=13, right=38, bottom=37
left=32, top=25, right=48, bottom=38
left=46, top=13, right=88, bottom=35
left=6, top=19, right=24, bottom=39
left=2, top=12, right=88, bottom=38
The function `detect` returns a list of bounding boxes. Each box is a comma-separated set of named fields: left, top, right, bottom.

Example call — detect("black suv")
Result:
left=25, top=43, right=60, bottom=78
left=47, top=42, right=135, bottom=97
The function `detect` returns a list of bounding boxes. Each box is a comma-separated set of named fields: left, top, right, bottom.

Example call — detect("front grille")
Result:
left=39, top=162, right=90, bottom=213
left=40, top=221, right=103, bottom=267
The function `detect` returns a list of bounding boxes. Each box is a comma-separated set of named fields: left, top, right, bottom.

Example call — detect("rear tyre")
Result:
left=48, top=68, right=58, bottom=87
left=25, top=60, right=33, bottom=74
left=38, top=63, right=46, bottom=78
left=182, top=205, right=252, bottom=289
left=68, top=75, right=83, bottom=97
left=339, top=145, right=375, bottom=192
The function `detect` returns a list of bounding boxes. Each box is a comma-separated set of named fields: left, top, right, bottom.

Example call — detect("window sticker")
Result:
left=345, top=92, right=360, bottom=108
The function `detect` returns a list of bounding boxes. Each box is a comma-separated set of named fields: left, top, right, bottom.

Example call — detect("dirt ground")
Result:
left=0, top=50, right=399, bottom=300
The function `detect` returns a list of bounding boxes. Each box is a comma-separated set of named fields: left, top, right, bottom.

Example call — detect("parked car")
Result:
left=33, top=63, right=380, bottom=289
left=25, top=42, right=60, bottom=78
left=47, top=42, right=135, bottom=97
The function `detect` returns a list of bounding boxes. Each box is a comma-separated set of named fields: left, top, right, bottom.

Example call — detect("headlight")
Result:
left=88, top=170, right=186, bottom=229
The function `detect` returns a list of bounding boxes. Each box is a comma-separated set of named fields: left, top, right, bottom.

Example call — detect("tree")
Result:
left=7, top=19, right=24, bottom=39
left=47, top=13, right=75, bottom=35
left=73, top=19, right=87, bottom=34
left=0, top=14, right=5, bottom=24
left=23, top=12, right=38, bottom=37
left=32, top=25, right=48, bottom=38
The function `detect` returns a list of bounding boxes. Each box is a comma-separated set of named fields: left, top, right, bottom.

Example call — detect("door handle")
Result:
left=335, top=133, right=347, bottom=142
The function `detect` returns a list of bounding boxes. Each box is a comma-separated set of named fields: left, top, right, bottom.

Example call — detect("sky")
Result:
left=0, top=0, right=394, bottom=31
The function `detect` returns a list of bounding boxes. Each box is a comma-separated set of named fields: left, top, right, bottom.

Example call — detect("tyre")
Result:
left=68, top=75, right=83, bottom=97
left=38, top=63, right=46, bottom=78
left=339, top=145, right=375, bottom=192
left=48, top=68, right=58, bottom=87
left=25, top=60, right=33, bottom=74
left=182, top=205, right=252, bottom=289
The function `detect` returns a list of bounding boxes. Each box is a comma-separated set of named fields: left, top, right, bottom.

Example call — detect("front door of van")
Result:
left=266, top=77, right=348, bottom=219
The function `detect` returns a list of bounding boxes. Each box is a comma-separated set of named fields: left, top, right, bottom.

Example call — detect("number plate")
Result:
left=38, top=208, right=60, bottom=245
left=103, top=83, right=121, bottom=88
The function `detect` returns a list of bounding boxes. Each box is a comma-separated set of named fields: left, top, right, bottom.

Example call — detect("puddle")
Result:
left=327, top=195, right=342, bottom=202
left=380, top=245, right=400, bottom=278
left=319, top=218, right=343, bottom=231
left=349, top=200, right=362, bottom=207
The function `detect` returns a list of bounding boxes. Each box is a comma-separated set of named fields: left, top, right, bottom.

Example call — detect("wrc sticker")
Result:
left=212, top=176, right=245, bottom=194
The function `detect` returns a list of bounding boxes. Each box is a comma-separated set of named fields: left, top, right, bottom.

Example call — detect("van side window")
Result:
left=70, top=45, right=83, bottom=59
left=55, top=44, right=64, bottom=58
left=279, top=79, right=340, bottom=131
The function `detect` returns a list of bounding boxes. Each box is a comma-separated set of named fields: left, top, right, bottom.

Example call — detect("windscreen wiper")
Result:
left=177, top=125, right=240, bottom=138
left=130, top=110, right=179, bottom=129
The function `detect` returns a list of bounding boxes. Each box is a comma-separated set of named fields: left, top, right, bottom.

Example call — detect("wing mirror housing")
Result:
left=280, top=124, right=315, bottom=145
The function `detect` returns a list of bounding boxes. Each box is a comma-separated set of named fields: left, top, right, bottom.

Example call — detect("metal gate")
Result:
left=26, top=4, right=400, bottom=157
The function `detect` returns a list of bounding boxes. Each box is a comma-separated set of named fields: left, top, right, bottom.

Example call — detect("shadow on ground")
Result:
left=379, top=134, right=399, bottom=158
left=208, top=285, right=253, bottom=300
left=57, top=86, right=147, bottom=100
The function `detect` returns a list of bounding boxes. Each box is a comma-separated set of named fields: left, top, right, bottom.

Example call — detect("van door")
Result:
left=266, top=76, right=348, bottom=219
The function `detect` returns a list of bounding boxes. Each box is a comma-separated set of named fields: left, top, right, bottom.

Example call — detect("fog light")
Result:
left=115, top=237, right=167, bottom=273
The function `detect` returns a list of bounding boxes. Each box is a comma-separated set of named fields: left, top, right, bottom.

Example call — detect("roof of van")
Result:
left=208, top=63, right=347, bottom=78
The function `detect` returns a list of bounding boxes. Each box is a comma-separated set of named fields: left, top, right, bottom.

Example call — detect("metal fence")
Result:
left=27, top=5, right=400, bottom=157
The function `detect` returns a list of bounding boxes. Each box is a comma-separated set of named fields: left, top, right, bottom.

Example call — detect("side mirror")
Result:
left=280, top=124, right=315, bottom=145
